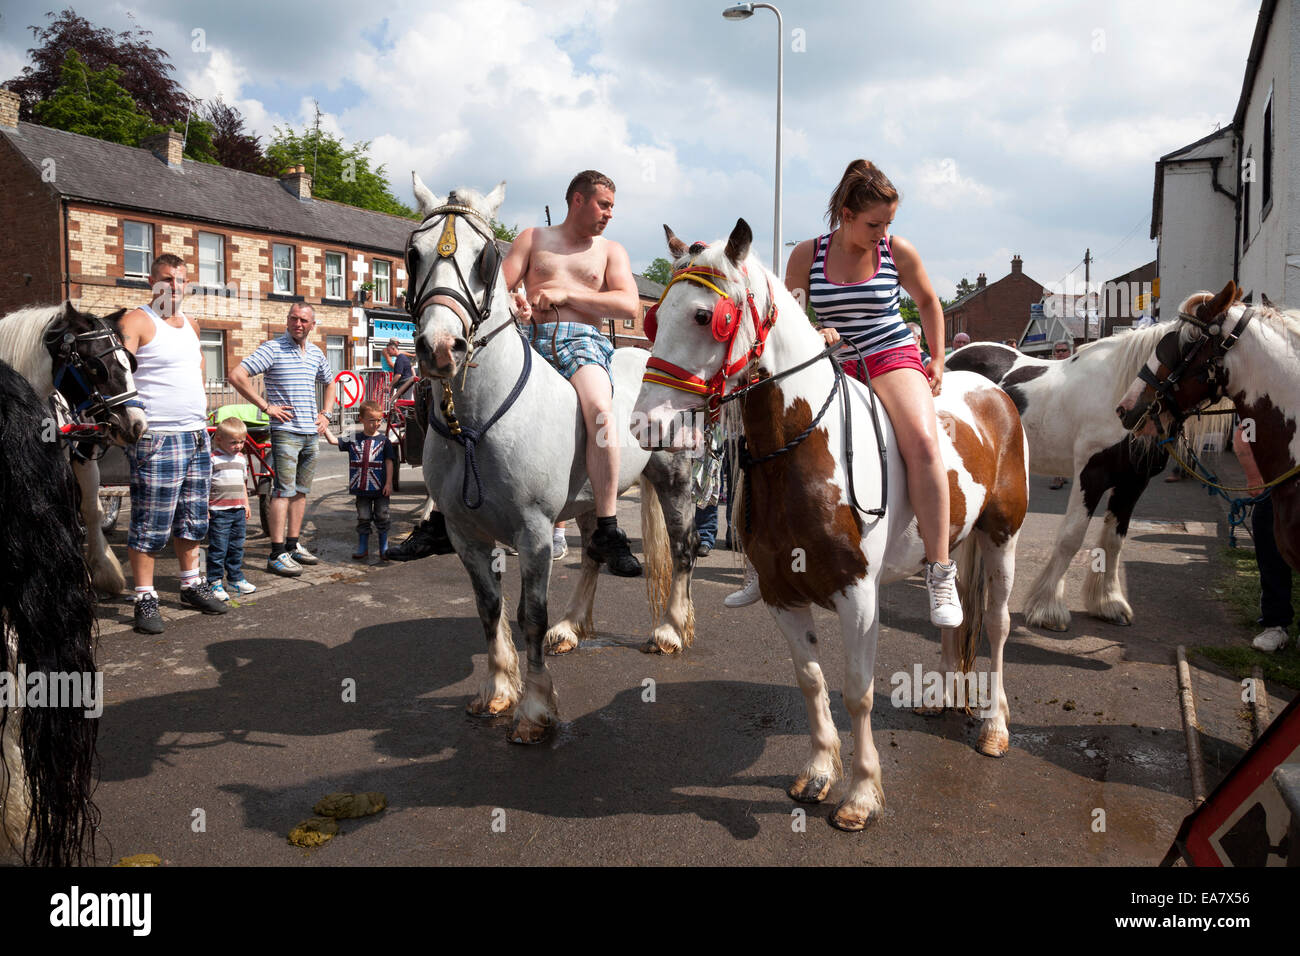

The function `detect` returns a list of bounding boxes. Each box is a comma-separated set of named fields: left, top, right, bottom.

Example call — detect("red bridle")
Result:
left=641, top=261, right=777, bottom=420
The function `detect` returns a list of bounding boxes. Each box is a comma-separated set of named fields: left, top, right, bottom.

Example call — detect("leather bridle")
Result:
left=43, top=312, right=140, bottom=423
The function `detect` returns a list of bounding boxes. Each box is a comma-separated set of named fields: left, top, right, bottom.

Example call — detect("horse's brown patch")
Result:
left=739, top=385, right=867, bottom=610
left=946, top=389, right=1028, bottom=547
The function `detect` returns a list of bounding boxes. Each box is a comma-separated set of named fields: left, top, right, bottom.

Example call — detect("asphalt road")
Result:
left=84, top=455, right=1280, bottom=866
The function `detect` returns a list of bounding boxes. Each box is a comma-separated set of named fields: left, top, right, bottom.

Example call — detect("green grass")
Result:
left=1194, top=546, right=1300, bottom=689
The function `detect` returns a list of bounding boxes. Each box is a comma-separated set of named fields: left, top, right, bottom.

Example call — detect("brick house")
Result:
left=941, top=255, right=1045, bottom=347
left=0, top=89, right=664, bottom=388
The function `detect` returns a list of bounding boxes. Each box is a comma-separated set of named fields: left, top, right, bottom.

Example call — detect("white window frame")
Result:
left=273, top=243, right=295, bottom=294
left=198, top=232, right=225, bottom=287
left=373, top=260, right=390, bottom=304
left=199, top=329, right=225, bottom=383
left=123, top=221, right=153, bottom=277
left=325, top=252, right=344, bottom=300
left=326, top=335, right=346, bottom=374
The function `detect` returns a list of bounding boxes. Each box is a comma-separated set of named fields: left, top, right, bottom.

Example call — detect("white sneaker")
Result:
left=209, top=583, right=231, bottom=603
left=1252, top=626, right=1290, bottom=652
left=926, top=560, right=964, bottom=628
left=292, top=544, right=319, bottom=565
left=724, top=566, right=761, bottom=608
left=231, top=579, right=257, bottom=595
left=552, top=533, right=569, bottom=561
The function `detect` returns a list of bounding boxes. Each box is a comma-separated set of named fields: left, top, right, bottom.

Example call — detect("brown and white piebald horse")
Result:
left=632, top=219, right=1029, bottom=831
left=1119, top=281, right=1300, bottom=569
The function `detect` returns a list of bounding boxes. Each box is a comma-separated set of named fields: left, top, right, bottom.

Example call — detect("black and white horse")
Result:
left=0, top=357, right=100, bottom=865
left=0, top=302, right=147, bottom=595
left=948, top=328, right=1227, bottom=630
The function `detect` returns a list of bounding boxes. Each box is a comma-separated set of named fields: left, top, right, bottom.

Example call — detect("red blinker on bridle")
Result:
left=641, top=260, right=777, bottom=420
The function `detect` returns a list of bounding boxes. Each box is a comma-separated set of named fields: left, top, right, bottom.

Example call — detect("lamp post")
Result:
left=723, top=2, right=783, bottom=274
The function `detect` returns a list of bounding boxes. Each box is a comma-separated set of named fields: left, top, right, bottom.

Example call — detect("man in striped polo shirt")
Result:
left=228, top=304, right=337, bottom=575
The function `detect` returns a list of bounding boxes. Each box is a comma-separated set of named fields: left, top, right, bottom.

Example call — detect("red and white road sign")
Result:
left=335, top=370, right=365, bottom=409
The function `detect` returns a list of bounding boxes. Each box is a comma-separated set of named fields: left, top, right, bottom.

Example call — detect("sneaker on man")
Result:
left=587, top=525, right=642, bottom=577
left=266, top=552, right=303, bottom=577
left=231, top=579, right=257, bottom=595
left=180, top=581, right=229, bottom=615
left=292, top=544, right=319, bottom=565
left=1252, top=625, right=1290, bottom=652
left=926, top=560, right=963, bottom=628
left=133, top=593, right=165, bottom=635
left=552, top=533, right=569, bottom=561
left=209, top=583, right=231, bottom=603
left=724, top=566, right=761, bottom=608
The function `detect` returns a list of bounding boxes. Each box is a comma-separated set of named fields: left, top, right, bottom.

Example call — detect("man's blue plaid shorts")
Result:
left=127, top=429, right=211, bottom=552
left=529, top=321, right=614, bottom=386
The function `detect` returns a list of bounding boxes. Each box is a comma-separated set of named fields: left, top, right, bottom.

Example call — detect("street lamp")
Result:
left=722, top=2, right=783, bottom=274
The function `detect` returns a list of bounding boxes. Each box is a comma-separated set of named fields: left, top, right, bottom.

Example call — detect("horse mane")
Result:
left=0, top=304, right=63, bottom=395
left=446, top=187, right=495, bottom=222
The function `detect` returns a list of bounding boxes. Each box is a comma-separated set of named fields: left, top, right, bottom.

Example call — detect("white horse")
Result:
left=634, top=220, right=1029, bottom=830
left=406, top=178, right=698, bottom=744
left=0, top=303, right=147, bottom=595
left=947, top=328, right=1229, bottom=631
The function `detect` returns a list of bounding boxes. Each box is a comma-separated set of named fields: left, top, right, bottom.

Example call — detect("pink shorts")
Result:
left=841, top=343, right=928, bottom=383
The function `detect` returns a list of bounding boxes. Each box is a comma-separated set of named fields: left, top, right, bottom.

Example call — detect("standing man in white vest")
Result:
left=117, top=253, right=229, bottom=633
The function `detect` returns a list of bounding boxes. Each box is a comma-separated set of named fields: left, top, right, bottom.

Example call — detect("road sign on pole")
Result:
left=335, top=370, right=365, bottom=409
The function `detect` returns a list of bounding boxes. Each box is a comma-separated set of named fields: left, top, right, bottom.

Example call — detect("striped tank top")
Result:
left=808, top=232, right=911, bottom=357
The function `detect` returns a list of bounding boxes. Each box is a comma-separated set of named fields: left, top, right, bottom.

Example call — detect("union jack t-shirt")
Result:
left=338, top=433, right=398, bottom=497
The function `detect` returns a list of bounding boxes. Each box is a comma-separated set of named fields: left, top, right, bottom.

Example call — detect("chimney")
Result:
left=0, top=89, right=20, bottom=130
left=280, top=164, right=313, bottom=201
left=1011, top=254, right=1023, bottom=275
left=141, top=129, right=184, bottom=168
left=976, top=273, right=987, bottom=290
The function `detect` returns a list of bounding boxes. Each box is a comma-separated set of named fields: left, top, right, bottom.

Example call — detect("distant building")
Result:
left=942, top=255, right=1044, bottom=347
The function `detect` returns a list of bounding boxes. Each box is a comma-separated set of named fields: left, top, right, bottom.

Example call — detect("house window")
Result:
left=623, top=318, right=635, bottom=329
left=198, top=232, right=224, bottom=286
left=1242, top=149, right=1253, bottom=246
left=273, top=244, right=295, bottom=294
left=199, top=329, right=225, bottom=383
left=123, top=221, right=153, bottom=277
left=326, top=335, right=347, bottom=373
left=1262, top=89, right=1273, bottom=213
left=325, top=252, right=344, bottom=300
left=373, top=260, right=390, bottom=304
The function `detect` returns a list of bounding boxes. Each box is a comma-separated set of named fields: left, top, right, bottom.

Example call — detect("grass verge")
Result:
left=1195, top=546, right=1300, bottom=689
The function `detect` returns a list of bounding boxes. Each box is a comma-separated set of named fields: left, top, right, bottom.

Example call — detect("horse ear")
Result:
left=1261, top=291, right=1275, bottom=309
left=664, top=224, right=687, bottom=259
left=724, top=218, right=752, bottom=264
left=61, top=301, right=79, bottom=325
left=412, top=173, right=442, bottom=218
left=482, top=181, right=507, bottom=219
left=1201, top=280, right=1237, bottom=319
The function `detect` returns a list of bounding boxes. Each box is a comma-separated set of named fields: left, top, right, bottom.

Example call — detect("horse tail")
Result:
left=639, top=474, right=675, bottom=635
left=953, top=532, right=986, bottom=699
left=0, top=359, right=99, bottom=866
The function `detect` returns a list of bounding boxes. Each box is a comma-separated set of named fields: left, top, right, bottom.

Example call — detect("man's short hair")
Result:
left=288, top=303, right=315, bottom=321
left=150, top=253, right=185, bottom=278
left=566, top=170, right=615, bottom=206
left=386, top=337, right=401, bottom=348
left=358, top=399, right=383, bottom=417
left=1053, top=339, right=1071, bottom=351
left=215, top=416, right=248, bottom=441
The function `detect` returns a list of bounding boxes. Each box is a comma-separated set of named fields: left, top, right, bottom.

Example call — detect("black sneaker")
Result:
left=386, top=512, right=456, bottom=561
left=587, top=526, right=643, bottom=577
left=133, top=593, right=164, bottom=634
left=180, top=581, right=230, bottom=615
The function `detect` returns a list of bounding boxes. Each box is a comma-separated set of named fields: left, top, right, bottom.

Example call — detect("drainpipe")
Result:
left=61, top=200, right=71, bottom=302
left=1207, top=154, right=1241, bottom=285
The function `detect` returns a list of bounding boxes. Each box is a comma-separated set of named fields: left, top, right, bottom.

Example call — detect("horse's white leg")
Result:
left=1023, top=479, right=1091, bottom=632
left=1083, top=510, right=1134, bottom=626
left=418, top=495, right=435, bottom=521
left=643, top=462, right=695, bottom=655
left=769, top=604, right=842, bottom=803
left=545, top=511, right=598, bottom=655
left=459, top=538, right=522, bottom=718
left=76, top=458, right=126, bottom=596
left=914, top=625, right=960, bottom=715
left=511, top=521, right=560, bottom=744
left=831, top=581, right=886, bottom=831
left=976, top=531, right=1016, bottom=757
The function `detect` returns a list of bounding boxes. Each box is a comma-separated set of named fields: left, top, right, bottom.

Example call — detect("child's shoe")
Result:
left=209, top=583, right=231, bottom=603
left=353, top=533, right=370, bottom=560
left=231, top=579, right=257, bottom=595
left=379, top=532, right=389, bottom=560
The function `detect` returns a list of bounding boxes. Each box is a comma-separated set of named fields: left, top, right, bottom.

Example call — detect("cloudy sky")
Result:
left=0, top=0, right=1261, bottom=297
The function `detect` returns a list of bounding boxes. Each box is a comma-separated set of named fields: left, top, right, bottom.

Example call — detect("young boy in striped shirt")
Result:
left=207, top=417, right=257, bottom=602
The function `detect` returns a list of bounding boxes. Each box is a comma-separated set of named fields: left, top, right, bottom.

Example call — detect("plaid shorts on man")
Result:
left=127, top=430, right=211, bottom=552
left=529, top=321, right=615, bottom=386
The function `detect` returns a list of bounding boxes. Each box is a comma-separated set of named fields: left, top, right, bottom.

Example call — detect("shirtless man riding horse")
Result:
left=389, top=170, right=644, bottom=573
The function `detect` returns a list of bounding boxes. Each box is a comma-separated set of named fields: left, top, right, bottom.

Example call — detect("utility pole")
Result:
left=1083, top=247, right=1092, bottom=339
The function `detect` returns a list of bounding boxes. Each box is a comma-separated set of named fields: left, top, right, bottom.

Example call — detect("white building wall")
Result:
left=1158, top=147, right=1237, bottom=317
left=1239, top=0, right=1293, bottom=303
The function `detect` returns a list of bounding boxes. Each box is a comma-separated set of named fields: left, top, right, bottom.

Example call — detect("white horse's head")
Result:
left=406, top=173, right=508, bottom=380
left=633, top=218, right=769, bottom=450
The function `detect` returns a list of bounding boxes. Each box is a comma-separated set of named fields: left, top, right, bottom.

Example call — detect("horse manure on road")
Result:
left=288, top=817, right=340, bottom=847
left=114, top=853, right=161, bottom=867
left=313, top=792, right=387, bottom=819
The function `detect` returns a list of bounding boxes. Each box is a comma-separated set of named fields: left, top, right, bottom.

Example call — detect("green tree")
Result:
left=32, top=50, right=156, bottom=147
left=491, top=219, right=519, bottom=242
left=900, top=296, right=919, bottom=323
left=266, top=113, right=415, bottom=218
left=953, top=277, right=977, bottom=300
left=642, top=257, right=673, bottom=286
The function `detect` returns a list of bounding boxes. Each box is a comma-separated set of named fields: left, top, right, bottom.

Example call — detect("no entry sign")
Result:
left=335, top=370, right=365, bottom=409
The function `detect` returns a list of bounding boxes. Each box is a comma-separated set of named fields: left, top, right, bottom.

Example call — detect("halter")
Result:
left=43, top=313, right=140, bottom=424
left=641, top=259, right=777, bottom=422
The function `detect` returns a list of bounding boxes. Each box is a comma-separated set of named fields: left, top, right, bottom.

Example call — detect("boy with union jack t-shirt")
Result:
left=324, top=400, right=397, bottom=559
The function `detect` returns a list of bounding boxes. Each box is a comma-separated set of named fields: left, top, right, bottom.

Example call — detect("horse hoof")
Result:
left=1096, top=608, right=1133, bottom=626
left=509, top=715, right=552, bottom=745
left=642, top=632, right=682, bottom=655
left=467, top=695, right=514, bottom=717
left=829, top=803, right=878, bottom=832
left=913, top=705, right=945, bottom=717
left=977, top=728, right=1010, bottom=757
left=788, top=774, right=832, bottom=804
left=544, top=632, right=579, bottom=655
